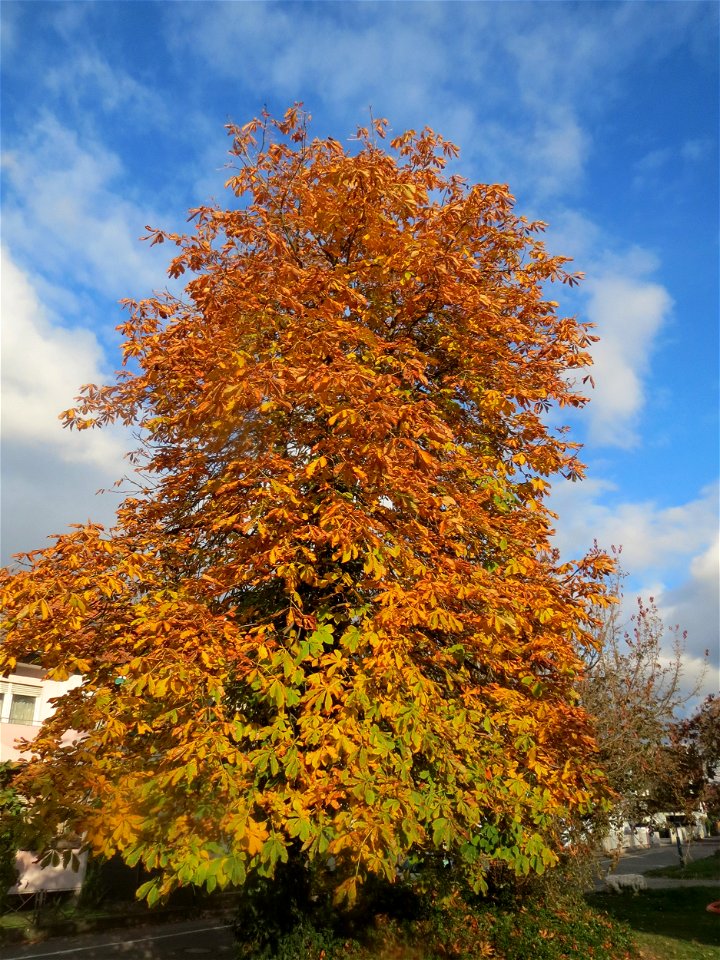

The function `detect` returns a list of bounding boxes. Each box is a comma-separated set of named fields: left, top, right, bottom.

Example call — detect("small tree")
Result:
left=0, top=108, right=613, bottom=906
left=581, top=552, right=706, bottom=837
left=676, top=694, right=720, bottom=781
left=668, top=694, right=720, bottom=827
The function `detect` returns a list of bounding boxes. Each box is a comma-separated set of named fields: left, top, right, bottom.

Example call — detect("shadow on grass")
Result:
left=586, top=888, right=720, bottom=948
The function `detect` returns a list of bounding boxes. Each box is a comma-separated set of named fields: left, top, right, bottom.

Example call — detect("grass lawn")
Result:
left=644, top=852, right=720, bottom=881
left=587, top=887, right=720, bottom=960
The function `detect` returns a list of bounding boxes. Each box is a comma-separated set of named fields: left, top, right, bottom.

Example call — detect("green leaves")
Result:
left=136, top=878, right=162, bottom=907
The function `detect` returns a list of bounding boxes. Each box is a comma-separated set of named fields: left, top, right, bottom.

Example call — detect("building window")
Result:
left=9, top=694, right=37, bottom=725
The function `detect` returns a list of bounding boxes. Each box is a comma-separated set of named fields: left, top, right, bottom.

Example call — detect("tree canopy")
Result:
left=0, top=108, right=613, bottom=905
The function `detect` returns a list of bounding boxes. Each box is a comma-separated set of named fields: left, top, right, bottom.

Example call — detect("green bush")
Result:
left=232, top=857, right=638, bottom=960
left=246, top=919, right=360, bottom=960
left=233, top=850, right=357, bottom=958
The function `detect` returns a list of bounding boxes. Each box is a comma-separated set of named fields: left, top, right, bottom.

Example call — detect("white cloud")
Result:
left=660, top=534, right=720, bottom=688
left=0, top=247, right=128, bottom=467
left=0, top=113, right=180, bottom=567
left=551, top=478, right=718, bottom=579
left=582, top=254, right=673, bottom=448
left=1, top=249, right=129, bottom=562
left=537, top=233, right=673, bottom=450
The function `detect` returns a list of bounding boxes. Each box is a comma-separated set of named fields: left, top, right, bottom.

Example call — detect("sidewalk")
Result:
left=594, top=836, right=720, bottom=891
left=641, top=877, right=720, bottom=889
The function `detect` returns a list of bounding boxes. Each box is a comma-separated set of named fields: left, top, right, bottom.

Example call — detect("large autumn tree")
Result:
left=0, top=109, right=613, bottom=905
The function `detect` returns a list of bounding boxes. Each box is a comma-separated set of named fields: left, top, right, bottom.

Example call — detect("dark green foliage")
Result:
left=233, top=849, right=350, bottom=959
left=0, top=763, right=23, bottom=910
left=240, top=919, right=357, bottom=960
left=233, top=860, right=638, bottom=960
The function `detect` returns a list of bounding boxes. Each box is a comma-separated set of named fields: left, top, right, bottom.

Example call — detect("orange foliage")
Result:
left=0, top=107, right=613, bottom=903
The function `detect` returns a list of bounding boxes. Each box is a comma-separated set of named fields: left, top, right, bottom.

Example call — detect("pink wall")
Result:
left=0, top=664, right=82, bottom=762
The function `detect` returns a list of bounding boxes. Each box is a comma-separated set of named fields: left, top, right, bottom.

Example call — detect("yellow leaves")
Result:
left=340, top=544, right=359, bottom=563
left=333, top=876, right=358, bottom=907
left=13, top=598, right=51, bottom=621
left=480, top=390, right=515, bottom=417
left=504, top=556, right=532, bottom=576
left=425, top=608, right=463, bottom=632
left=327, top=407, right=359, bottom=429
left=362, top=549, right=387, bottom=580
left=245, top=818, right=269, bottom=856
left=267, top=677, right=289, bottom=709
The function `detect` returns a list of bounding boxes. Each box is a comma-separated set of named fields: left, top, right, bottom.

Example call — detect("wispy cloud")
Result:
left=44, top=50, right=165, bottom=118
left=163, top=1, right=711, bottom=208
left=550, top=478, right=719, bottom=699
left=1, top=114, right=168, bottom=301
left=165, top=3, right=594, bottom=199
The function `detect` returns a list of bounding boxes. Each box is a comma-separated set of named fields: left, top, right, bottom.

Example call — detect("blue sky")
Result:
left=1, top=1, right=718, bottom=695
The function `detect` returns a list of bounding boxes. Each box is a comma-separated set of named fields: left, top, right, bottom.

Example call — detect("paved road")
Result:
left=600, top=836, right=720, bottom=875
left=0, top=919, right=236, bottom=960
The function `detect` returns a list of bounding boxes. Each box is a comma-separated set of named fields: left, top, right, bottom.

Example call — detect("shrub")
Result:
left=0, top=763, right=23, bottom=910
left=232, top=861, right=637, bottom=960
